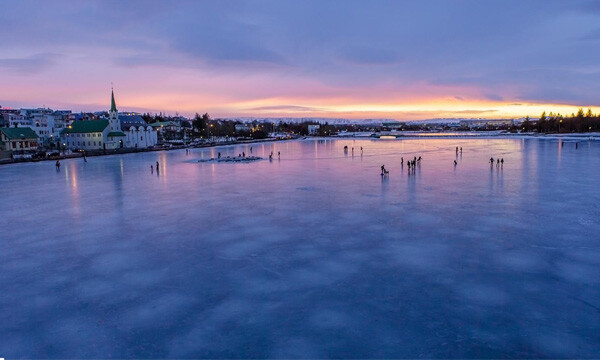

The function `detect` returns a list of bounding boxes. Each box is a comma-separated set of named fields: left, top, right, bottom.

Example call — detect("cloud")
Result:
left=579, top=28, right=600, bottom=40
left=484, top=94, right=504, bottom=101
left=453, top=109, right=498, bottom=114
left=574, top=0, right=600, bottom=14
left=2, top=0, right=600, bottom=116
left=337, top=47, right=403, bottom=65
left=0, top=53, right=57, bottom=75
left=246, top=105, right=325, bottom=112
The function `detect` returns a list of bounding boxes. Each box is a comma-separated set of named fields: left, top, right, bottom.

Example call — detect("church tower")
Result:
left=108, top=88, right=121, bottom=132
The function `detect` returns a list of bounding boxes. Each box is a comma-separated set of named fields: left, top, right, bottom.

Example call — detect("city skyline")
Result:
left=2, top=0, right=600, bottom=119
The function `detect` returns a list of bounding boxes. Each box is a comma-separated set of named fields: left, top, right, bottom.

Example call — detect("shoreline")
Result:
left=0, top=137, right=289, bottom=166
left=2, top=131, right=598, bottom=166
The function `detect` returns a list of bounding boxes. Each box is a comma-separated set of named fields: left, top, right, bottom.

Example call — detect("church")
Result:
left=61, top=89, right=157, bottom=150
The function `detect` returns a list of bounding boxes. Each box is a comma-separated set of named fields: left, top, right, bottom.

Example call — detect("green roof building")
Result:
left=61, top=88, right=157, bottom=151
left=62, top=120, right=109, bottom=134
left=0, top=127, right=40, bottom=151
left=60, top=98, right=126, bottom=150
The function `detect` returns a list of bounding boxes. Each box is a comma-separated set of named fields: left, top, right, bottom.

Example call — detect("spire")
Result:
left=110, top=87, right=117, bottom=113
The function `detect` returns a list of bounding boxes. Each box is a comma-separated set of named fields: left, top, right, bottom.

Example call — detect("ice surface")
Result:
left=1, top=138, right=599, bottom=357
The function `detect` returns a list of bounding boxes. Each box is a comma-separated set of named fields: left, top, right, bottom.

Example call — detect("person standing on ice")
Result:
left=150, top=165, right=153, bottom=174
left=490, top=157, right=494, bottom=165
left=454, top=160, right=457, bottom=166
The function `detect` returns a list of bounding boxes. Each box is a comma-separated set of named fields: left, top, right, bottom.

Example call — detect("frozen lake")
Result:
left=1, top=138, right=599, bottom=358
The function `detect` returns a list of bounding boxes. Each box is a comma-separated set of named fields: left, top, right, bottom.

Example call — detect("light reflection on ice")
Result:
left=1, top=138, right=599, bottom=358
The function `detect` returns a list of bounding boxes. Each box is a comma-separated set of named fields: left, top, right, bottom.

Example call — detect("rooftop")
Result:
left=62, top=120, right=109, bottom=134
left=0, top=127, right=39, bottom=139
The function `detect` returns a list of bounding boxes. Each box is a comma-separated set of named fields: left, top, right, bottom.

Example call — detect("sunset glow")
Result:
left=1, top=0, right=600, bottom=120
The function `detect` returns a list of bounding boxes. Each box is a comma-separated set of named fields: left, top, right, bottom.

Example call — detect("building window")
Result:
left=99, top=141, right=102, bottom=146
left=94, top=141, right=96, bottom=146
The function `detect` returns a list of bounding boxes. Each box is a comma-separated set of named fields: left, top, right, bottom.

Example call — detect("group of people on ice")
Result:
left=344, top=145, right=363, bottom=156
left=374, top=145, right=510, bottom=176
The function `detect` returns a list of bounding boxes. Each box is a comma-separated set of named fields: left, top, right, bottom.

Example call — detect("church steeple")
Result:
left=110, top=88, right=117, bottom=113
left=108, top=87, right=121, bottom=132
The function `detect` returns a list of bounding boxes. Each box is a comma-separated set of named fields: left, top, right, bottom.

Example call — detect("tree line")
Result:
left=522, top=108, right=600, bottom=133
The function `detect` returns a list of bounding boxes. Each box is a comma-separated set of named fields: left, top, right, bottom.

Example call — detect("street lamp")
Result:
left=559, top=119, right=562, bottom=133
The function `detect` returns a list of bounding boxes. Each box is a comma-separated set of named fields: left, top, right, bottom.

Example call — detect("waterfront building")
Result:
left=308, top=124, right=320, bottom=135
left=2, top=112, right=30, bottom=128
left=151, top=121, right=180, bottom=133
left=0, top=127, right=39, bottom=158
left=61, top=119, right=113, bottom=150
left=19, top=108, right=62, bottom=144
left=119, top=114, right=158, bottom=148
left=235, top=123, right=253, bottom=133
left=61, top=89, right=157, bottom=150
left=460, top=119, right=515, bottom=129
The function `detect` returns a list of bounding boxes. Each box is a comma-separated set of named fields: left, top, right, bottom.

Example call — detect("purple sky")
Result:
left=1, top=0, right=600, bottom=119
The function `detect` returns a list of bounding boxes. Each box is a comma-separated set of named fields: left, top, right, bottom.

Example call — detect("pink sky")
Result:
left=1, top=1, right=600, bottom=120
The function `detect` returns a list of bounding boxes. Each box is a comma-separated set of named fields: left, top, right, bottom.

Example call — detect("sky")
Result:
left=1, top=0, right=600, bottom=120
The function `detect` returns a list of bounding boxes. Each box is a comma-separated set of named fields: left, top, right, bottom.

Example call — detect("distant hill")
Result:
left=216, top=117, right=528, bottom=126
left=218, top=117, right=401, bottom=126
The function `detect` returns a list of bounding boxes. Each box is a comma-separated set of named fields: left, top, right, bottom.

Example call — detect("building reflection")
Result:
left=65, top=160, right=81, bottom=218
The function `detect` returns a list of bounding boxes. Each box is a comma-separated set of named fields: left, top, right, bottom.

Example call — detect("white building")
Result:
left=19, top=108, right=63, bottom=144
left=61, top=89, right=157, bottom=150
left=120, top=115, right=158, bottom=149
left=235, top=123, right=253, bottom=133
left=3, top=112, right=30, bottom=127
